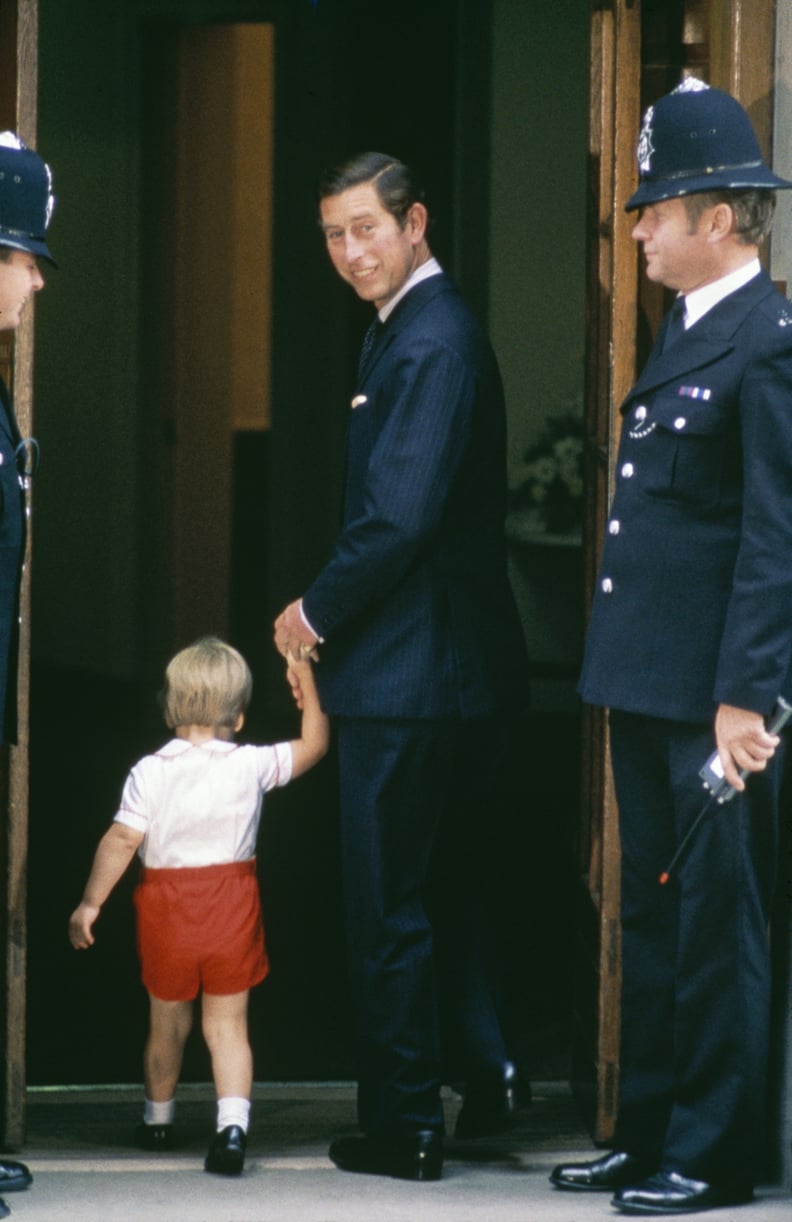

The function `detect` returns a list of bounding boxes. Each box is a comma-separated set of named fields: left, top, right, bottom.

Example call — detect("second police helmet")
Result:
left=0, top=132, right=56, bottom=265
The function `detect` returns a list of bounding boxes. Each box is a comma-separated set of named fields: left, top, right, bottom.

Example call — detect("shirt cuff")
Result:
left=299, top=600, right=323, bottom=642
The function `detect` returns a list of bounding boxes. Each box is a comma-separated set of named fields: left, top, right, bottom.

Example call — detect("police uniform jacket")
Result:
left=0, top=377, right=24, bottom=744
left=579, top=269, right=792, bottom=724
left=301, top=272, right=527, bottom=720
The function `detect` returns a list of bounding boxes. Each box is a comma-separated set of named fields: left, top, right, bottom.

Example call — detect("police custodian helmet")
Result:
left=0, top=131, right=56, bottom=264
left=626, top=77, right=792, bottom=211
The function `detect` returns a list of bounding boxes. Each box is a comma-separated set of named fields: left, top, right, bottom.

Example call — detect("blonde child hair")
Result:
left=161, top=636, right=253, bottom=730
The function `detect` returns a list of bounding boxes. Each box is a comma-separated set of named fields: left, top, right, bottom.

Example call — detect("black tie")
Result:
left=662, top=296, right=687, bottom=352
left=358, top=318, right=382, bottom=379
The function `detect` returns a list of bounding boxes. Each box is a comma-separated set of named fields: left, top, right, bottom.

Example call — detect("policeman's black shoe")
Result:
left=134, top=1122, right=174, bottom=1152
left=0, top=1197, right=8, bottom=1219
left=612, top=1170, right=753, bottom=1214
left=328, top=1130, right=443, bottom=1181
left=0, top=1159, right=32, bottom=1192
left=454, top=1061, right=531, bottom=1139
left=550, top=1150, right=656, bottom=1191
left=204, top=1125, right=246, bottom=1176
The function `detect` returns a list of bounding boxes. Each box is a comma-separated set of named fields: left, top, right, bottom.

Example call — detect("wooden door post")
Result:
left=0, top=0, right=38, bottom=1148
left=578, top=0, right=641, bottom=1142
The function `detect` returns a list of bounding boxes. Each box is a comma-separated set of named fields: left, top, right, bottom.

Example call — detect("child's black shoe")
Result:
left=204, top=1125, right=246, bottom=1175
left=135, top=1122, right=174, bottom=1151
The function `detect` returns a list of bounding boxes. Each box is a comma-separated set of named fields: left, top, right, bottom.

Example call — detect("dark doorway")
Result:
left=26, top=0, right=470, bottom=1088
left=26, top=0, right=575, bottom=1098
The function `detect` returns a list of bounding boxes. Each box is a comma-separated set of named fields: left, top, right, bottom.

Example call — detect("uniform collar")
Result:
left=627, top=268, right=774, bottom=405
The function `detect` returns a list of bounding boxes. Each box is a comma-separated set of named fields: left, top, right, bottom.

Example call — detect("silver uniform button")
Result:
left=621, top=462, right=634, bottom=478
left=634, top=405, right=647, bottom=421
left=609, top=520, right=621, bottom=535
left=0, top=453, right=4, bottom=465
left=674, top=417, right=687, bottom=430
left=601, top=577, right=614, bottom=594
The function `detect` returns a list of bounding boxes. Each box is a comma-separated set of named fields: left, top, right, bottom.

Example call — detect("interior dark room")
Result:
left=22, top=0, right=587, bottom=1106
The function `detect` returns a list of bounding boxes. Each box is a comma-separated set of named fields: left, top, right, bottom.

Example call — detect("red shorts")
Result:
left=133, top=858, right=269, bottom=1001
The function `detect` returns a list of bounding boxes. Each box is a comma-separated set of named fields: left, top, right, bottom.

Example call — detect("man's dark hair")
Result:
left=317, top=152, right=426, bottom=229
left=682, top=188, right=776, bottom=246
left=0, top=248, right=12, bottom=264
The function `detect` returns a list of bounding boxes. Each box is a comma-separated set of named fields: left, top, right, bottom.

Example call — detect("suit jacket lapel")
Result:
left=358, top=274, right=452, bottom=385
left=627, top=271, right=777, bottom=404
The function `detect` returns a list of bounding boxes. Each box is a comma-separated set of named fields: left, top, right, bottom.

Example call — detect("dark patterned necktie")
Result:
left=358, top=317, right=382, bottom=379
left=662, top=296, right=687, bottom=352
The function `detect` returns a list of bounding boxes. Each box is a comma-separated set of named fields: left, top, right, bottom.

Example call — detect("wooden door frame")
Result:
left=580, top=0, right=641, bottom=1143
left=582, top=0, right=778, bottom=1146
left=0, top=0, right=38, bottom=1148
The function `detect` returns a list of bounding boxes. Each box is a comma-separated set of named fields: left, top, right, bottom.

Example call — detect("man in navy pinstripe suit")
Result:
left=274, top=152, right=529, bottom=1181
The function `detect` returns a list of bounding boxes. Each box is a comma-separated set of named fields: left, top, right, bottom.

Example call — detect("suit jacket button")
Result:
left=621, top=462, right=634, bottom=478
left=609, top=519, right=621, bottom=535
left=601, top=577, right=614, bottom=594
left=634, top=405, right=647, bottom=421
left=674, top=416, right=687, bottom=430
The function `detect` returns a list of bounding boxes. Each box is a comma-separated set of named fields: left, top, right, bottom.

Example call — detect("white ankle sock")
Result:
left=144, top=1097, right=175, bottom=1126
left=216, top=1096, right=250, bottom=1133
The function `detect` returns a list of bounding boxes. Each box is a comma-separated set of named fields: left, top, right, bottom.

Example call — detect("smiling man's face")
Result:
left=320, top=181, right=427, bottom=310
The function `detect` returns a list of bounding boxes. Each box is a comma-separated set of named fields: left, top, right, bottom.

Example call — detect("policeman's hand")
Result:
left=714, top=703, right=780, bottom=792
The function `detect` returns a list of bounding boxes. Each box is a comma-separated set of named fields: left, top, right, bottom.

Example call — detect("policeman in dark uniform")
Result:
left=551, top=80, right=792, bottom=1215
left=0, top=130, right=56, bottom=1218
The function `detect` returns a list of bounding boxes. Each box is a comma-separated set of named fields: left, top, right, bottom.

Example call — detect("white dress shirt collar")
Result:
left=682, top=258, right=761, bottom=329
left=378, top=256, right=442, bottom=323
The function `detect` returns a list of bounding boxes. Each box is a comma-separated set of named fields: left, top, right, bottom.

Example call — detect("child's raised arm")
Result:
left=286, top=652, right=330, bottom=778
left=68, top=821, right=144, bottom=949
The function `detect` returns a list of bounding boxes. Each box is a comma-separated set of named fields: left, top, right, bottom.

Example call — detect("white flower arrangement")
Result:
left=510, top=410, right=584, bottom=534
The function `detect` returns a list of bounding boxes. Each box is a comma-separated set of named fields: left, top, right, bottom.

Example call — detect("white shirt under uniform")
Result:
left=114, top=738, right=293, bottom=869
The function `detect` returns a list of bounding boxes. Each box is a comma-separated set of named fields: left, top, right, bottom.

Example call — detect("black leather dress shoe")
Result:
left=204, top=1125, right=246, bottom=1176
left=329, top=1130, right=443, bottom=1181
left=454, top=1061, right=531, bottom=1139
left=0, top=1159, right=31, bottom=1192
left=550, top=1150, right=656, bottom=1191
left=613, top=1170, right=753, bottom=1214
